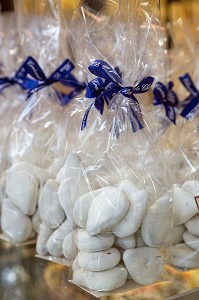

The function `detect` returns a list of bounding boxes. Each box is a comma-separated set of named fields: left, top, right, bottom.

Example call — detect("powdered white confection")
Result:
left=56, top=152, right=81, bottom=183
left=183, top=231, right=199, bottom=252
left=58, top=176, right=89, bottom=226
left=46, top=219, right=75, bottom=257
left=171, top=243, right=199, bottom=268
left=135, top=228, right=145, bottom=248
left=115, top=235, right=136, bottom=249
left=0, top=175, right=7, bottom=203
left=39, top=179, right=65, bottom=229
left=75, top=229, right=115, bottom=252
left=62, top=229, right=78, bottom=260
left=1, top=198, right=32, bottom=243
left=182, top=180, right=199, bottom=196
left=8, top=161, right=51, bottom=183
left=6, top=171, right=39, bottom=216
left=123, top=247, right=164, bottom=285
left=32, top=208, right=41, bottom=233
left=86, top=187, right=129, bottom=236
left=119, top=180, right=139, bottom=198
left=172, top=225, right=186, bottom=245
left=73, top=264, right=127, bottom=291
left=36, top=222, right=53, bottom=255
left=73, top=189, right=101, bottom=229
left=141, top=195, right=171, bottom=247
left=76, top=248, right=121, bottom=271
left=185, top=215, right=199, bottom=237
left=173, top=186, right=198, bottom=225
left=112, top=190, right=148, bottom=238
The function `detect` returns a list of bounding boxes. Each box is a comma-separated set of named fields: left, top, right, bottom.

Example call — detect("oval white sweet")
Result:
left=73, top=189, right=101, bottom=229
left=56, top=152, right=80, bottom=183
left=115, top=235, right=136, bottom=249
left=6, top=171, right=39, bottom=216
left=0, top=175, right=7, bottom=203
left=172, top=225, right=186, bottom=245
left=75, top=229, right=114, bottom=252
left=62, top=229, right=78, bottom=260
left=171, top=243, right=199, bottom=268
left=77, top=248, right=121, bottom=272
left=173, top=186, right=198, bottom=225
left=119, top=180, right=139, bottom=198
left=46, top=219, right=74, bottom=257
left=141, top=195, right=171, bottom=247
left=73, top=264, right=127, bottom=291
left=182, top=180, right=199, bottom=196
left=183, top=231, right=199, bottom=252
left=1, top=198, right=32, bottom=243
left=36, top=222, right=53, bottom=255
left=185, top=215, right=199, bottom=237
left=123, top=247, right=164, bottom=285
left=86, top=187, right=129, bottom=236
left=32, top=208, right=41, bottom=233
left=112, top=189, right=148, bottom=238
left=39, top=179, right=65, bottom=229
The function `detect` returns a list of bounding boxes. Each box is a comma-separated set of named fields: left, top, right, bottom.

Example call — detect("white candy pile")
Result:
left=170, top=180, right=199, bottom=269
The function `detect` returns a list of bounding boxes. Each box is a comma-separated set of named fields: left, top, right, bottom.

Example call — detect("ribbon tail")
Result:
left=27, top=83, right=47, bottom=99
left=81, top=102, right=95, bottom=130
left=164, top=104, right=176, bottom=124
left=181, top=96, right=199, bottom=119
left=129, top=106, right=144, bottom=132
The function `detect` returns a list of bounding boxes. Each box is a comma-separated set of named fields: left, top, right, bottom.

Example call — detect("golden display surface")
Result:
left=1, top=240, right=199, bottom=300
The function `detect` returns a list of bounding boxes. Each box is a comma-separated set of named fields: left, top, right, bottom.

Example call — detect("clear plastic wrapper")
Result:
left=60, top=0, right=173, bottom=296
left=0, top=0, right=82, bottom=246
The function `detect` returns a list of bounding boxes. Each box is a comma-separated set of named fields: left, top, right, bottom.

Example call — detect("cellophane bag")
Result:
left=0, top=0, right=75, bottom=245
left=63, top=0, right=173, bottom=296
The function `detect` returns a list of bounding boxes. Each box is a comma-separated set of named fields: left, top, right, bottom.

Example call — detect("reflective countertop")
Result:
left=1, top=240, right=199, bottom=300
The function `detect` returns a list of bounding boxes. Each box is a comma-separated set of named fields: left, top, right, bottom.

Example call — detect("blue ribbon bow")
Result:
left=20, top=56, right=86, bottom=102
left=81, top=59, right=154, bottom=132
left=153, top=81, right=179, bottom=124
left=179, top=73, right=199, bottom=119
left=0, top=57, right=34, bottom=92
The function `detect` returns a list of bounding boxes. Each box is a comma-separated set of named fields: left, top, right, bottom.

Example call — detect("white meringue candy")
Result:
left=58, top=176, right=89, bottom=226
left=171, top=243, right=199, bottom=268
left=172, top=225, right=186, bottom=245
left=112, top=189, right=148, bottom=238
left=86, top=187, right=129, bottom=236
left=119, top=180, right=139, bottom=198
left=39, top=179, right=65, bottom=229
left=141, top=195, right=171, bottom=247
left=173, top=186, right=198, bottom=225
left=1, top=198, right=32, bottom=243
left=123, top=247, right=164, bottom=285
left=183, top=231, right=199, bottom=252
left=7, top=171, right=39, bottom=216
left=36, top=222, right=53, bottom=256
left=0, top=174, right=7, bottom=203
left=73, top=189, right=101, bottom=229
left=77, top=248, right=121, bottom=272
left=46, top=219, right=75, bottom=257
left=73, top=264, right=127, bottom=292
left=182, top=180, right=199, bottom=196
left=62, top=229, right=78, bottom=260
left=115, top=235, right=136, bottom=249
left=75, top=229, right=114, bottom=252
left=56, top=152, right=81, bottom=183
left=8, top=161, right=51, bottom=183
left=185, top=215, right=199, bottom=237
left=32, top=208, right=41, bottom=233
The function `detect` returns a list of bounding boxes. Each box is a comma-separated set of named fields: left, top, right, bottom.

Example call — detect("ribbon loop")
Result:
left=153, top=81, right=178, bottom=124
left=179, top=73, right=199, bottom=119
left=81, top=59, right=154, bottom=132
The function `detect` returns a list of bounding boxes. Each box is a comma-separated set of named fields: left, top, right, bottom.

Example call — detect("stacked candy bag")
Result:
left=55, top=0, right=174, bottom=295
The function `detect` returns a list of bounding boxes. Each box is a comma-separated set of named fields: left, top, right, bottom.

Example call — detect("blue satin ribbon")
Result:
left=19, top=56, right=86, bottom=102
left=81, top=60, right=154, bottom=131
left=153, top=81, right=179, bottom=124
left=179, top=73, right=199, bottom=118
left=0, top=57, right=35, bottom=92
